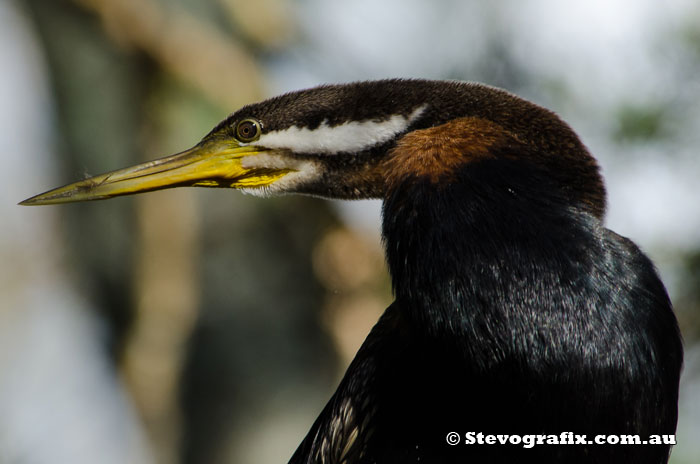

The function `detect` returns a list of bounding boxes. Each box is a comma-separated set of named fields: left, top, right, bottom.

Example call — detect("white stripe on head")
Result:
left=255, top=105, right=427, bottom=154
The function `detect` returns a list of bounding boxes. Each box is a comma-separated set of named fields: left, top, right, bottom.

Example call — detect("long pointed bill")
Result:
left=20, top=141, right=291, bottom=205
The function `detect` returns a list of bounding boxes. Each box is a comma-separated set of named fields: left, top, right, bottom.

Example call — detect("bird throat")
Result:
left=380, top=157, right=582, bottom=341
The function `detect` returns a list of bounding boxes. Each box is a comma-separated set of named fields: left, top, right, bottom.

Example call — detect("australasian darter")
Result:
left=22, top=79, right=683, bottom=463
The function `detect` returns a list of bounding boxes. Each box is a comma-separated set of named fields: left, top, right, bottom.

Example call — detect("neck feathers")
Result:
left=381, top=156, right=599, bottom=339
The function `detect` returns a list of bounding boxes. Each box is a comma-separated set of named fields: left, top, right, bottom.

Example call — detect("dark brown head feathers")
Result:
left=209, top=79, right=606, bottom=218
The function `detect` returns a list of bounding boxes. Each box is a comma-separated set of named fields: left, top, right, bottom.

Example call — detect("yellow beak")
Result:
left=20, top=140, right=291, bottom=205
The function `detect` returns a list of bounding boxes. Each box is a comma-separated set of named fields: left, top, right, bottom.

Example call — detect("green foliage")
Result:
left=613, top=103, right=670, bottom=143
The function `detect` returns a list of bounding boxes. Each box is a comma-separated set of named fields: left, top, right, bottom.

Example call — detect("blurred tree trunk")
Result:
left=24, top=1, right=339, bottom=463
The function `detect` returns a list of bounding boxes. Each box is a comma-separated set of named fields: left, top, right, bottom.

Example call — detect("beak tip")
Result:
left=18, top=196, right=39, bottom=206
left=18, top=191, right=77, bottom=206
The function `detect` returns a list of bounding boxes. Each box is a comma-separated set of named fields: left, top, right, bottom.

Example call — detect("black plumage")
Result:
left=292, top=156, right=681, bottom=463
left=22, top=79, right=683, bottom=463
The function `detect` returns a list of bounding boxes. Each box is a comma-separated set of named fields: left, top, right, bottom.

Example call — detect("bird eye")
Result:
left=235, top=118, right=262, bottom=142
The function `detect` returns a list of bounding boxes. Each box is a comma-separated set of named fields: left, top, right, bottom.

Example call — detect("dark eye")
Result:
left=235, top=118, right=261, bottom=142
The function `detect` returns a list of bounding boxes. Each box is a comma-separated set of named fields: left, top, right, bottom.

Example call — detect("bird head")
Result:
left=20, top=79, right=605, bottom=217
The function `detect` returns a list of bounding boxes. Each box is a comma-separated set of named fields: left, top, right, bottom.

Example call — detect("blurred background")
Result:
left=2, top=0, right=699, bottom=462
